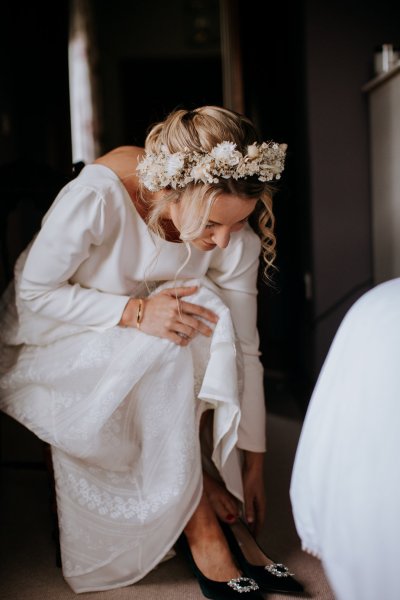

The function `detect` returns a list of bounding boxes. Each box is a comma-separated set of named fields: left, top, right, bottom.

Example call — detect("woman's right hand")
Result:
left=119, top=285, right=218, bottom=346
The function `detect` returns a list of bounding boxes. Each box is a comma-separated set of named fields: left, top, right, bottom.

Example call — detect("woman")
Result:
left=0, top=106, right=299, bottom=598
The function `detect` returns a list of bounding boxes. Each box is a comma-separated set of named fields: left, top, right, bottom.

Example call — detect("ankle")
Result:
left=185, top=516, right=221, bottom=544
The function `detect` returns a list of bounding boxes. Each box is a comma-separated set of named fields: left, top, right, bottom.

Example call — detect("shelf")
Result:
left=362, top=61, right=400, bottom=93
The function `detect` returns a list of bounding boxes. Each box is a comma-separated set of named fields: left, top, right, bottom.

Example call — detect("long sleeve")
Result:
left=19, top=181, right=130, bottom=330
left=207, top=226, right=266, bottom=452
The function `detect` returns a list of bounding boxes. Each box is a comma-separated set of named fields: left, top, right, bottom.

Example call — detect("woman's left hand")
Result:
left=242, top=451, right=266, bottom=535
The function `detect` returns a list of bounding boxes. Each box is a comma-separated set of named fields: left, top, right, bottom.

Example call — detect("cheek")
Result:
left=196, top=228, right=213, bottom=240
left=231, top=222, right=246, bottom=233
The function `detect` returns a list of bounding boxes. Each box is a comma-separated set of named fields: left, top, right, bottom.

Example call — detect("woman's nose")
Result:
left=212, top=227, right=230, bottom=249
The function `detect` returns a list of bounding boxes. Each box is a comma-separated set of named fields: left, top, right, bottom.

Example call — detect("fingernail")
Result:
left=247, top=516, right=254, bottom=523
left=226, top=514, right=236, bottom=522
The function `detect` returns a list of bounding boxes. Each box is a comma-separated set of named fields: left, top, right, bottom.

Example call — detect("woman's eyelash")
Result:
left=205, top=218, right=248, bottom=230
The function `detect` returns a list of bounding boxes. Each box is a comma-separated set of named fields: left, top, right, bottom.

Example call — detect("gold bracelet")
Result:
left=136, top=298, right=144, bottom=329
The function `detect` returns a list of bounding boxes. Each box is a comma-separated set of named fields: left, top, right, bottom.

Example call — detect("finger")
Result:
left=244, top=496, right=255, bottom=529
left=213, top=492, right=238, bottom=515
left=178, top=314, right=213, bottom=337
left=248, top=494, right=265, bottom=536
left=173, top=323, right=195, bottom=339
left=166, top=331, right=191, bottom=346
left=246, top=511, right=255, bottom=527
left=255, top=497, right=266, bottom=534
left=209, top=492, right=239, bottom=523
left=223, top=498, right=240, bottom=523
left=210, top=496, right=238, bottom=524
left=180, top=300, right=219, bottom=323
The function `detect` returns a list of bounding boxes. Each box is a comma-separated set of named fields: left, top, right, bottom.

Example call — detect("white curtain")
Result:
left=68, top=0, right=101, bottom=164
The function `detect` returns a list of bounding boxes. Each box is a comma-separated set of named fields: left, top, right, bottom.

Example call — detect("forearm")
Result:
left=243, top=450, right=265, bottom=474
left=19, top=277, right=131, bottom=329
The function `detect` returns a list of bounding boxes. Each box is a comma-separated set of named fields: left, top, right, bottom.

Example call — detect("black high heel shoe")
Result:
left=175, top=532, right=264, bottom=600
left=220, top=519, right=304, bottom=595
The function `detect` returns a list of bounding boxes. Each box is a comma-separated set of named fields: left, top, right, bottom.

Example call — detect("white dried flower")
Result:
left=210, top=142, right=241, bottom=165
left=166, top=153, right=185, bottom=177
left=191, top=164, right=208, bottom=183
left=136, top=140, right=287, bottom=191
left=247, top=144, right=260, bottom=159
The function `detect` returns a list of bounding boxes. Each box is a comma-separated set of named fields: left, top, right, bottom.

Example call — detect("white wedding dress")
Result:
left=0, top=165, right=266, bottom=593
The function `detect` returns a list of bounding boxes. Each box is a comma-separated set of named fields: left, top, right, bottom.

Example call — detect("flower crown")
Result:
left=136, top=140, right=287, bottom=192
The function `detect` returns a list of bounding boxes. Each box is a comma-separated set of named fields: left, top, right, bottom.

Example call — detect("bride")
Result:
left=0, top=106, right=299, bottom=598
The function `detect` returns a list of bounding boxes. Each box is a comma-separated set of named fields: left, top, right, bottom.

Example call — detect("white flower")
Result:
left=247, top=144, right=260, bottom=159
left=210, top=142, right=241, bottom=165
left=191, top=164, right=210, bottom=183
left=143, top=174, right=158, bottom=191
left=166, top=153, right=185, bottom=177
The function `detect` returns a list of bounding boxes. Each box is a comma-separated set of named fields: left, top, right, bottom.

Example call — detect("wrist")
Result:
left=243, top=450, right=265, bottom=473
left=135, top=298, right=145, bottom=329
left=119, top=298, right=140, bottom=328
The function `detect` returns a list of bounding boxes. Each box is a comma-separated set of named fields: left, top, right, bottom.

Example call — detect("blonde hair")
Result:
left=141, top=106, right=277, bottom=278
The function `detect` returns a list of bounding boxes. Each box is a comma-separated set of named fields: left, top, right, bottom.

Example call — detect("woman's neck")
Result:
left=134, top=187, right=182, bottom=243
left=94, top=148, right=182, bottom=243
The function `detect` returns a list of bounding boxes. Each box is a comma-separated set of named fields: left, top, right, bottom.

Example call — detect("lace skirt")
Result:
left=0, top=278, right=244, bottom=593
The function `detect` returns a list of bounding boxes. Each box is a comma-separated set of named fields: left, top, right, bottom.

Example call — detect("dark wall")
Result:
left=0, top=2, right=71, bottom=171
left=1, top=3, right=73, bottom=465
left=239, top=0, right=313, bottom=401
left=0, top=2, right=72, bottom=293
left=92, top=0, right=222, bottom=151
left=305, top=0, right=400, bottom=375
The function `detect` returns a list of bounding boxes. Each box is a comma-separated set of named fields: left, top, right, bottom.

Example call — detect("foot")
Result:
left=184, top=493, right=241, bottom=582
left=230, top=520, right=275, bottom=567
left=203, top=471, right=240, bottom=524
left=225, top=520, right=304, bottom=595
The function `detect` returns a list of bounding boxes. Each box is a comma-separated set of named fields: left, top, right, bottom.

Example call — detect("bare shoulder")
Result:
left=94, top=146, right=144, bottom=180
left=94, top=145, right=144, bottom=162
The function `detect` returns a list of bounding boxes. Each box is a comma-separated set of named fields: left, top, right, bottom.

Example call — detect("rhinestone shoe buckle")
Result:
left=227, top=576, right=259, bottom=593
left=265, top=563, right=294, bottom=578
